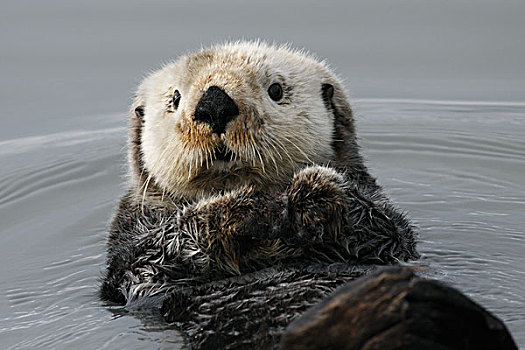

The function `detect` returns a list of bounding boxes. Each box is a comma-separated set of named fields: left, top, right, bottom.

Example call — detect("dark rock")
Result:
left=281, top=268, right=518, bottom=350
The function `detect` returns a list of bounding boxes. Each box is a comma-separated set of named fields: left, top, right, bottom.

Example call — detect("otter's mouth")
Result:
left=213, top=145, right=234, bottom=162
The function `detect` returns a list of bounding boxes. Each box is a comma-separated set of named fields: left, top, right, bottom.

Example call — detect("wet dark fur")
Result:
left=101, top=63, right=419, bottom=348
left=161, top=263, right=375, bottom=349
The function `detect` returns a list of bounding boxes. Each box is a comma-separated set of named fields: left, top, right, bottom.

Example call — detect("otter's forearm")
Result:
left=175, top=187, right=291, bottom=274
left=101, top=190, right=287, bottom=303
left=338, top=181, right=419, bottom=263
left=100, top=194, right=216, bottom=303
left=282, top=166, right=419, bottom=263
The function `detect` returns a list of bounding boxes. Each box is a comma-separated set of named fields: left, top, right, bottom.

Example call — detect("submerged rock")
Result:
left=281, top=268, right=518, bottom=350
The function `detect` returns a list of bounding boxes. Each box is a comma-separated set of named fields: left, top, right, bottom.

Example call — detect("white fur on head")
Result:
left=132, top=41, right=350, bottom=201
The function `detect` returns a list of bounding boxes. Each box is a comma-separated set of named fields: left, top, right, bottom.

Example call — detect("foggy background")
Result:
left=1, top=0, right=524, bottom=140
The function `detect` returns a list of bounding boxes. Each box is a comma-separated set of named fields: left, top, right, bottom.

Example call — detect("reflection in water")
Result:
left=0, top=101, right=524, bottom=348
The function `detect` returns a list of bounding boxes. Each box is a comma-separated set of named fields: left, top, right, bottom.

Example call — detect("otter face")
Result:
left=133, top=42, right=348, bottom=200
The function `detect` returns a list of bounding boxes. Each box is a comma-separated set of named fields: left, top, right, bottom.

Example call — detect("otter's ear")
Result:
left=321, top=82, right=362, bottom=170
left=134, top=106, right=145, bottom=121
left=321, top=83, right=335, bottom=109
left=128, top=92, right=148, bottom=185
left=130, top=91, right=146, bottom=125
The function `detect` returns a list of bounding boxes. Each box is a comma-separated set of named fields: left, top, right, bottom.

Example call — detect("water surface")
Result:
left=1, top=100, right=523, bottom=349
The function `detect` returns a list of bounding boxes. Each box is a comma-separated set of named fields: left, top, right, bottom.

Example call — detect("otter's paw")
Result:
left=177, top=186, right=284, bottom=243
left=285, top=166, right=348, bottom=243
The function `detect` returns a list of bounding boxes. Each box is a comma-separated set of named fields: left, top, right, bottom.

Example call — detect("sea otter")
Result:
left=101, top=41, right=420, bottom=347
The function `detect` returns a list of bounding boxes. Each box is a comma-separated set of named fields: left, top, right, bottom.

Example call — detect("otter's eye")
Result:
left=268, top=83, right=283, bottom=101
left=172, top=90, right=181, bottom=109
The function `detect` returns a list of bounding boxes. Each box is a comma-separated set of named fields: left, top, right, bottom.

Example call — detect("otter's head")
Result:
left=128, top=42, right=360, bottom=201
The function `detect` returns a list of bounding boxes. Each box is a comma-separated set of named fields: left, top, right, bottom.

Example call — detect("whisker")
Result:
left=272, top=136, right=295, bottom=165
left=283, top=134, right=314, bottom=163
left=261, top=139, right=279, bottom=175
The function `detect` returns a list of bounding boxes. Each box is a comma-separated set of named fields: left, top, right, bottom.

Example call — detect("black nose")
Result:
left=194, top=86, right=239, bottom=135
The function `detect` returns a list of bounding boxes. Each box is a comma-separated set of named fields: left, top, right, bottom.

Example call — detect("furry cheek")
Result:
left=176, top=117, right=220, bottom=152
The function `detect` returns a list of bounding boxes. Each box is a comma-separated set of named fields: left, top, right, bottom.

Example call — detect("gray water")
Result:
left=1, top=1, right=524, bottom=349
